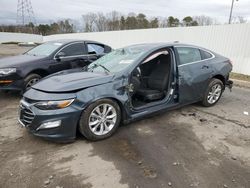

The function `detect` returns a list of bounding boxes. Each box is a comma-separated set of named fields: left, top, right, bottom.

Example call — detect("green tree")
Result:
left=136, top=13, right=149, bottom=29
left=37, top=24, right=51, bottom=35
left=167, top=16, right=179, bottom=27
left=125, top=16, right=138, bottom=29
left=120, top=16, right=126, bottom=30
left=183, top=16, right=193, bottom=26
left=191, top=20, right=198, bottom=26
left=183, top=16, right=199, bottom=26
left=50, top=22, right=60, bottom=34
left=149, top=18, right=159, bottom=28
left=64, top=20, right=74, bottom=33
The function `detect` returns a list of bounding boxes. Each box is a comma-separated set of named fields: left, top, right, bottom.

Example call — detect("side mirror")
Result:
left=88, top=51, right=96, bottom=55
left=55, top=51, right=66, bottom=59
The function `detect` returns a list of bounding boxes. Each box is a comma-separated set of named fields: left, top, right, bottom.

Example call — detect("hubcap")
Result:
left=89, top=104, right=117, bottom=136
left=207, top=84, right=222, bottom=104
left=26, top=78, right=40, bottom=89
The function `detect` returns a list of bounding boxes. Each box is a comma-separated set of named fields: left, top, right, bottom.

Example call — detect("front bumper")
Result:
left=0, top=80, right=24, bottom=91
left=18, top=99, right=82, bottom=142
left=0, top=73, right=24, bottom=91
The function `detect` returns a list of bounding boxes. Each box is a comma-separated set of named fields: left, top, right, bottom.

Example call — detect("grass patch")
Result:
left=230, top=72, right=250, bottom=82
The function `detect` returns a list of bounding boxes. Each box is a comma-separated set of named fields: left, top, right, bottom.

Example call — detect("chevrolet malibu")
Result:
left=19, top=43, right=233, bottom=141
left=0, top=39, right=111, bottom=92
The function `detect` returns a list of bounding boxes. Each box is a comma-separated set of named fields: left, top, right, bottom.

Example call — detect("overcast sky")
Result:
left=0, top=0, right=249, bottom=25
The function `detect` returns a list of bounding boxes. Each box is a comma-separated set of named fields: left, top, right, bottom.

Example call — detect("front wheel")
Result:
left=24, top=74, right=41, bottom=92
left=79, top=99, right=121, bottom=141
left=201, top=78, right=224, bottom=107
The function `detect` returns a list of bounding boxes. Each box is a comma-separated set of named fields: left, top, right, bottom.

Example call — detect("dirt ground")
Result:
left=0, top=44, right=32, bottom=57
left=0, top=45, right=250, bottom=188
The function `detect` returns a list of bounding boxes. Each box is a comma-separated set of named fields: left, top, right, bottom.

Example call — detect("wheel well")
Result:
left=28, top=69, right=49, bottom=78
left=106, top=97, right=126, bottom=123
left=213, top=75, right=225, bottom=86
left=76, top=97, right=126, bottom=136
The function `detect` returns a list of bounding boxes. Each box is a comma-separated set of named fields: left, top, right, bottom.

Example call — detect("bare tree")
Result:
left=193, top=15, right=217, bottom=26
left=159, top=17, right=168, bottom=28
left=233, top=16, right=248, bottom=24
left=106, top=11, right=121, bottom=31
left=95, top=12, right=108, bottom=32
left=82, top=13, right=97, bottom=32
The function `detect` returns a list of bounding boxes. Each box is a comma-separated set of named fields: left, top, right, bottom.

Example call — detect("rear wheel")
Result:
left=202, top=78, right=223, bottom=107
left=24, top=74, right=41, bottom=92
left=79, top=99, right=121, bottom=141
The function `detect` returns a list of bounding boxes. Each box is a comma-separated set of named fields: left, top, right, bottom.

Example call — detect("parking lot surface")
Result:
left=0, top=45, right=250, bottom=188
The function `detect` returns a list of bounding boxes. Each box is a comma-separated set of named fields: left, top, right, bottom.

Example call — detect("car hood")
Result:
left=32, top=70, right=114, bottom=92
left=0, top=54, right=46, bottom=68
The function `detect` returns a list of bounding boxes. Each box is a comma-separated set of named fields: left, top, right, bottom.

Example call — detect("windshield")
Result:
left=25, top=42, right=63, bottom=56
left=87, top=47, right=145, bottom=73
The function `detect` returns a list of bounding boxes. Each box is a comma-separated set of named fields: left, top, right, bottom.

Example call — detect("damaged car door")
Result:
left=175, top=46, right=214, bottom=104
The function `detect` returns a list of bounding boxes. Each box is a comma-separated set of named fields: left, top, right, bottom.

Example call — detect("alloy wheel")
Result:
left=26, top=78, right=40, bottom=89
left=207, top=83, right=222, bottom=104
left=88, top=103, right=117, bottom=136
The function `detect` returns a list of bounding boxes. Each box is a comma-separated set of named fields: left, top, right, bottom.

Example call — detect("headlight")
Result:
left=0, top=68, right=16, bottom=75
left=34, top=99, right=75, bottom=110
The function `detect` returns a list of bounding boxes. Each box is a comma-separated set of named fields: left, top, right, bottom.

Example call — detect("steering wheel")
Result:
left=130, top=67, right=142, bottom=94
left=133, top=67, right=142, bottom=79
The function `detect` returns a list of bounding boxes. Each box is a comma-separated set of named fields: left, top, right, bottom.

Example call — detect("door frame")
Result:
left=128, top=47, right=177, bottom=113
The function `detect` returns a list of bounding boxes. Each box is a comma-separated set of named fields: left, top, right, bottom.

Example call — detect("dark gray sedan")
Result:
left=19, top=43, right=233, bottom=141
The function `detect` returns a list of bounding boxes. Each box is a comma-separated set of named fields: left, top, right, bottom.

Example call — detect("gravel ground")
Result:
left=0, top=44, right=32, bottom=57
left=0, top=44, right=250, bottom=188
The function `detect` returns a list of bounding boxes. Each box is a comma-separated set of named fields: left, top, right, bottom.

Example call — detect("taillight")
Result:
left=229, top=60, right=233, bottom=66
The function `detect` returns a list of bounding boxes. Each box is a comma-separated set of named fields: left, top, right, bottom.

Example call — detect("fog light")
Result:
left=37, top=120, right=61, bottom=130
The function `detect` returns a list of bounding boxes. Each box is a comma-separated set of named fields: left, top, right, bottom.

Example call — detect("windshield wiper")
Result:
left=25, top=53, right=37, bottom=56
left=88, top=63, right=110, bottom=73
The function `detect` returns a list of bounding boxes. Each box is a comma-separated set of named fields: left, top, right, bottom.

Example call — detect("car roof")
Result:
left=123, top=42, right=210, bottom=53
left=46, top=39, right=106, bottom=45
left=125, top=42, right=202, bottom=49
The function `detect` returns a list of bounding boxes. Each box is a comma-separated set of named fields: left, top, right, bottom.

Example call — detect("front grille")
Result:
left=19, top=102, right=35, bottom=127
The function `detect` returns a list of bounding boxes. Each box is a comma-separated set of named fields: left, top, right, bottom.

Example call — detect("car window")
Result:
left=26, top=42, right=62, bottom=56
left=200, top=49, right=213, bottom=60
left=176, top=47, right=202, bottom=65
left=87, top=43, right=105, bottom=54
left=87, top=48, right=144, bottom=73
left=60, top=43, right=85, bottom=56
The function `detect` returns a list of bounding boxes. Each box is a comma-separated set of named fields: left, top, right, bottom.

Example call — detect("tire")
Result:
left=79, top=99, right=121, bottom=141
left=23, top=74, right=41, bottom=92
left=201, top=78, right=224, bottom=107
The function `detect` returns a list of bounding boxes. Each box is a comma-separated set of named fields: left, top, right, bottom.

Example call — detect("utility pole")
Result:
left=229, top=0, right=239, bottom=24
left=16, top=0, right=36, bottom=25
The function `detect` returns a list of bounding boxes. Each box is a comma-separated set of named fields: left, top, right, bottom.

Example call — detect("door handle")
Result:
left=202, top=65, right=209, bottom=69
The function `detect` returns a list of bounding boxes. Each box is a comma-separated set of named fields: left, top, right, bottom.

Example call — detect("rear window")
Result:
left=87, top=43, right=105, bottom=54
left=176, top=47, right=202, bottom=65
left=200, top=49, right=213, bottom=60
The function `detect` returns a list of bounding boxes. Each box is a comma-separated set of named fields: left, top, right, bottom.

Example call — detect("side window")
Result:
left=176, top=47, right=202, bottom=65
left=60, top=43, right=85, bottom=56
left=200, top=49, right=213, bottom=60
left=87, top=43, right=105, bottom=54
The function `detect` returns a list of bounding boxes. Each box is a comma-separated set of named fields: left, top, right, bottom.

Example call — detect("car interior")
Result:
left=130, top=49, right=172, bottom=108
